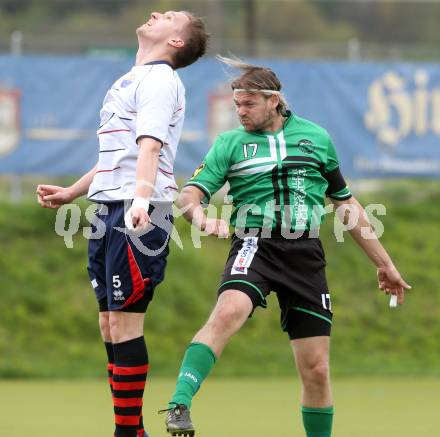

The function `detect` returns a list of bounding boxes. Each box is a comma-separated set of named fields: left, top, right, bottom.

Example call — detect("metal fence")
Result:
left=2, top=0, right=440, bottom=61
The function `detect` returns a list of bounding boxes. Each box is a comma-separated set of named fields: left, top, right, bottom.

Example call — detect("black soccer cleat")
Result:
left=162, top=404, right=195, bottom=436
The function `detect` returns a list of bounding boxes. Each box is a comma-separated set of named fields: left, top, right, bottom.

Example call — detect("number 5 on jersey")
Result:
left=113, top=275, right=122, bottom=289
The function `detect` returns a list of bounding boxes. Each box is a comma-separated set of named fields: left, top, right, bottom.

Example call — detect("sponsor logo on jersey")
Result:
left=191, top=163, right=205, bottom=179
left=298, top=139, right=315, bottom=154
left=113, top=289, right=125, bottom=301
left=121, top=73, right=135, bottom=88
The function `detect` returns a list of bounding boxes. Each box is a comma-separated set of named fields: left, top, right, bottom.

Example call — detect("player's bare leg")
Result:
left=292, top=336, right=334, bottom=436
left=99, top=311, right=112, bottom=342
left=192, top=290, right=253, bottom=356
left=109, top=312, right=145, bottom=344
left=164, top=290, right=253, bottom=436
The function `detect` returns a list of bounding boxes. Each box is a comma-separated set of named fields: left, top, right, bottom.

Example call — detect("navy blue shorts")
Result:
left=87, top=202, right=173, bottom=312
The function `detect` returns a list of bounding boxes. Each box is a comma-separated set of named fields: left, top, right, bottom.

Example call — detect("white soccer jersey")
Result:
left=87, top=61, right=185, bottom=203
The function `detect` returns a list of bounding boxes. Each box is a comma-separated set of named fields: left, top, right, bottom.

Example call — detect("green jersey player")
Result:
left=187, top=98, right=352, bottom=235
left=163, top=57, right=411, bottom=437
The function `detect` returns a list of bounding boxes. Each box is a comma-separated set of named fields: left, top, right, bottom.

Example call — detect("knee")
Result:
left=302, top=360, right=330, bottom=388
left=108, top=313, right=124, bottom=342
left=99, top=312, right=111, bottom=341
left=209, top=304, right=247, bottom=333
left=107, top=312, right=145, bottom=344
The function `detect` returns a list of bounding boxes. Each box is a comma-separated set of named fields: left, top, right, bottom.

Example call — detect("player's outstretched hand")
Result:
left=377, top=265, right=412, bottom=306
left=124, top=197, right=151, bottom=233
left=202, top=218, right=230, bottom=238
left=36, top=185, right=74, bottom=209
left=127, top=207, right=150, bottom=233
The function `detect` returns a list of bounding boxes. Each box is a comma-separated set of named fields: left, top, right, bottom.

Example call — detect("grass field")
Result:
left=0, top=377, right=438, bottom=436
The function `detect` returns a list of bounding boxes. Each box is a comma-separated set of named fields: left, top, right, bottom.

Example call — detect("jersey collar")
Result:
left=144, top=60, right=174, bottom=69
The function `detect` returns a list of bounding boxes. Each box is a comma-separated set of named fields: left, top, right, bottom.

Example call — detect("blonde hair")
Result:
left=217, top=55, right=289, bottom=115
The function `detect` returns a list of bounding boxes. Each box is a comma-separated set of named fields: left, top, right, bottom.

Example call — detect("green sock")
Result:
left=169, top=342, right=217, bottom=409
left=302, top=406, right=334, bottom=437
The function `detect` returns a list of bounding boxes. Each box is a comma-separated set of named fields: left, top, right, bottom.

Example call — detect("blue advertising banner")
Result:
left=0, top=55, right=439, bottom=177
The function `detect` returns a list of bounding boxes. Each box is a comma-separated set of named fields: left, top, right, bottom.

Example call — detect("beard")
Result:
left=241, top=109, right=275, bottom=132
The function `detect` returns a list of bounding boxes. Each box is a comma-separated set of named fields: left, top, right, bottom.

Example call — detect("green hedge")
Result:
left=1, top=180, right=439, bottom=378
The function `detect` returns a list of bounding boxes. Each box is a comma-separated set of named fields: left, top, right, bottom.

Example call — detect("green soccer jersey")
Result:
left=186, top=112, right=352, bottom=232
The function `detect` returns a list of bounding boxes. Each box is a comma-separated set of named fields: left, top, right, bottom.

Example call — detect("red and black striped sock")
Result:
left=105, top=341, right=146, bottom=436
left=104, top=342, right=115, bottom=395
left=113, top=336, right=148, bottom=437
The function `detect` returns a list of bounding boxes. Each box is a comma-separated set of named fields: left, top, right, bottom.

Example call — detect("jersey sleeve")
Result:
left=135, top=69, right=176, bottom=145
left=324, top=135, right=352, bottom=200
left=185, top=135, right=230, bottom=201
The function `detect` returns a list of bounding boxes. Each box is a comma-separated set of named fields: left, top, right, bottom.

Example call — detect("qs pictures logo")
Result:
left=364, top=70, right=440, bottom=147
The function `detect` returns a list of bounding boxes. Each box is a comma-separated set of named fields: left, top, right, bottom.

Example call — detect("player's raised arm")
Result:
left=36, top=164, right=97, bottom=209
left=331, top=196, right=412, bottom=305
left=178, top=134, right=231, bottom=238
left=124, top=136, right=162, bottom=231
left=177, top=185, right=229, bottom=238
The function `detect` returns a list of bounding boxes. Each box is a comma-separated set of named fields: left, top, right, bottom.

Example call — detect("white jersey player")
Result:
left=37, top=11, right=209, bottom=437
left=88, top=61, right=185, bottom=203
